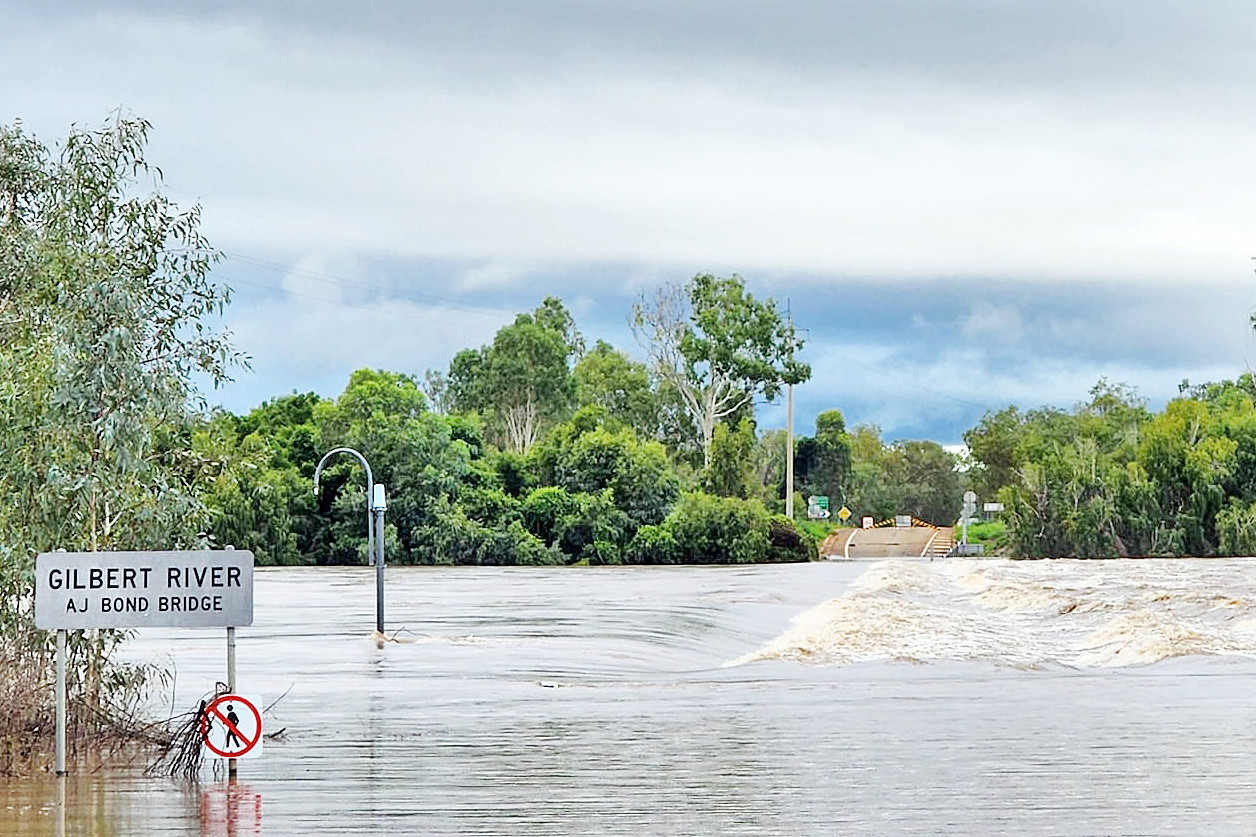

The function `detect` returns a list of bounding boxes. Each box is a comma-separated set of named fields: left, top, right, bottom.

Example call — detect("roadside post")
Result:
left=225, top=545, right=238, bottom=779
left=313, top=447, right=387, bottom=635
left=962, top=491, right=977, bottom=546
left=35, top=549, right=255, bottom=776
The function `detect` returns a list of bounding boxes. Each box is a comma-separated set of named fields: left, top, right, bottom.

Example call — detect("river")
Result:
left=5, top=558, right=1256, bottom=835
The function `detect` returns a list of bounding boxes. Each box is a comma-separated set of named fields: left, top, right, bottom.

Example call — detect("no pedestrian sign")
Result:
left=201, top=694, right=263, bottom=759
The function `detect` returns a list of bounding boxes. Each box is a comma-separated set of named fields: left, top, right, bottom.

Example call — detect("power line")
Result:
left=216, top=250, right=517, bottom=320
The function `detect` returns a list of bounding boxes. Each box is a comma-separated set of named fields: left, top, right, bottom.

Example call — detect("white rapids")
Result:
left=732, top=558, right=1256, bottom=669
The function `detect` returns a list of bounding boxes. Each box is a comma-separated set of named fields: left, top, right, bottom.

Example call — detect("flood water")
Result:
left=7, top=558, right=1256, bottom=835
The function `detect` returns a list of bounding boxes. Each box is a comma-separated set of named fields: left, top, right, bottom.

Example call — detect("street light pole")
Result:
left=314, top=447, right=386, bottom=635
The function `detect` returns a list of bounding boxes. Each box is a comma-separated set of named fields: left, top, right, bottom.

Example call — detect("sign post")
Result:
left=55, top=629, right=66, bottom=776
left=961, top=491, right=978, bottom=545
left=36, top=549, right=254, bottom=775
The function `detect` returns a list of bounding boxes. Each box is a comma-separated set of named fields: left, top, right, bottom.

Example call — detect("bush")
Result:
left=665, top=494, right=772, bottom=564
left=554, top=491, right=632, bottom=564
left=766, top=516, right=817, bottom=563
left=458, top=487, right=522, bottom=527
left=624, top=525, right=680, bottom=564
left=1217, top=500, right=1256, bottom=556
left=489, top=449, right=534, bottom=498
left=520, top=487, right=582, bottom=546
left=416, top=506, right=561, bottom=565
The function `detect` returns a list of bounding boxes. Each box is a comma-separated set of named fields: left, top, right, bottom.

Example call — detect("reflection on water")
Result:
left=0, top=774, right=261, bottom=836
left=201, top=782, right=262, bottom=837
left=4, top=560, right=1256, bottom=835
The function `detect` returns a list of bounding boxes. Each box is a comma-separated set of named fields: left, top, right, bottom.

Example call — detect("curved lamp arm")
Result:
left=313, top=447, right=376, bottom=565
left=313, top=447, right=374, bottom=512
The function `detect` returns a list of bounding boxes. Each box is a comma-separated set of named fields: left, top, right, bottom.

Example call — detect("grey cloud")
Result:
left=21, top=1, right=1256, bottom=93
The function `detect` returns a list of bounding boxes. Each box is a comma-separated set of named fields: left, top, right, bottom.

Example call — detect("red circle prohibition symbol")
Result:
left=200, top=694, right=262, bottom=758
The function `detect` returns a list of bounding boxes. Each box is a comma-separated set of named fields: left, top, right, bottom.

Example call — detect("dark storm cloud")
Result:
left=22, top=0, right=1256, bottom=95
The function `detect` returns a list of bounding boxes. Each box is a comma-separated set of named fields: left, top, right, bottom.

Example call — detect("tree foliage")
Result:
left=0, top=115, right=241, bottom=557
left=0, top=114, right=242, bottom=761
left=959, top=377, right=1256, bottom=558
left=631, top=274, right=809, bottom=466
left=446, top=298, right=578, bottom=453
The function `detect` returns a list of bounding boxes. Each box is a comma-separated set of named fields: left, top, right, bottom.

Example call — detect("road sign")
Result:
left=35, top=550, right=254, bottom=630
left=963, top=490, right=977, bottom=504
left=201, top=694, right=263, bottom=759
left=806, top=496, right=831, bottom=519
left=862, top=516, right=874, bottom=529
left=837, top=505, right=852, bottom=522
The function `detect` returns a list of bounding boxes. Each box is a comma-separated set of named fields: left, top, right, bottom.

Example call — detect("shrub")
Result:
left=665, top=493, right=772, bottom=564
left=624, top=525, right=680, bottom=565
left=766, top=515, right=817, bottom=563
left=520, top=487, right=582, bottom=546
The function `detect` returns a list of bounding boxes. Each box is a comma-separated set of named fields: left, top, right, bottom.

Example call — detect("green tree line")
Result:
left=966, top=377, right=1256, bottom=558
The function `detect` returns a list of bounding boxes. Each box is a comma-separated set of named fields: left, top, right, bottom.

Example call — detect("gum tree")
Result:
left=631, top=274, right=809, bottom=466
left=0, top=114, right=241, bottom=759
left=447, top=299, right=580, bottom=454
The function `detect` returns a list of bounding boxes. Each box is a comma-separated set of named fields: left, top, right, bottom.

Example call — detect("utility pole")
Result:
left=785, top=307, right=795, bottom=520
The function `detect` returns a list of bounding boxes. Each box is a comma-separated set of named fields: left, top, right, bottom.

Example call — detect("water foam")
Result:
left=734, top=558, right=1256, bottom=669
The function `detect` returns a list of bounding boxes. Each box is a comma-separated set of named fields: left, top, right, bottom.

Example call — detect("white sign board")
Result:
left=35, top=550, right=254, bottom=630
left=201, top=694, right=263, bottom=759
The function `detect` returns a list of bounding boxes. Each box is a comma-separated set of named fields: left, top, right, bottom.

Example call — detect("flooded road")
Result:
left=7, top=559, right=1256, bottom=835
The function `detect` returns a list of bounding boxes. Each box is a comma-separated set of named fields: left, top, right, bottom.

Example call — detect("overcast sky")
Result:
left=5, top=1, right=1256, bottom=443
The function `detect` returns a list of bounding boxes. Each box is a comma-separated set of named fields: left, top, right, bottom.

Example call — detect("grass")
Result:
left=0, top=625, right=173, bottom=776
left=957, top=518, right=1008, bottom=551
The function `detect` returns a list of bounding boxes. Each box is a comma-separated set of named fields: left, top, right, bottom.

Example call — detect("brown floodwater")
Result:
left=6, top=559, right=1256, bottom=835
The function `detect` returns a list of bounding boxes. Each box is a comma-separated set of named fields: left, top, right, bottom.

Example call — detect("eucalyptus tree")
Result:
left=446, top=298, right=580, bottom=454
left=631, top=274, right=809, bottom=466
left=0, top=114, right=241, bottom=754
left=0, top=114, right=240, bottom=557
left=573, top=339, right=660, bottom=438
left=793, top=409, right=853, bottom=509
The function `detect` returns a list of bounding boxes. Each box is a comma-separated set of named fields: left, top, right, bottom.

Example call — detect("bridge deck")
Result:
left=820, top=526, right=954, bottom=560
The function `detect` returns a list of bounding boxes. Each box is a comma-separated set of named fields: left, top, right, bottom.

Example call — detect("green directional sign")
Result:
left=806, top=496, right=831, bottom=519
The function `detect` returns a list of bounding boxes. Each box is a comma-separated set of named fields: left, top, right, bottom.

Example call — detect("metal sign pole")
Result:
left=225, top=544, right=238, bottom=779
left=227, top=624, right=237, bottom=779
left=55, top=628, right=66, bottom=776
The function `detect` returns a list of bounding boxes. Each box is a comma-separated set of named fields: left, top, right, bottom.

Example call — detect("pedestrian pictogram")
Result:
left=201, top=694, right=263, bottom=759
